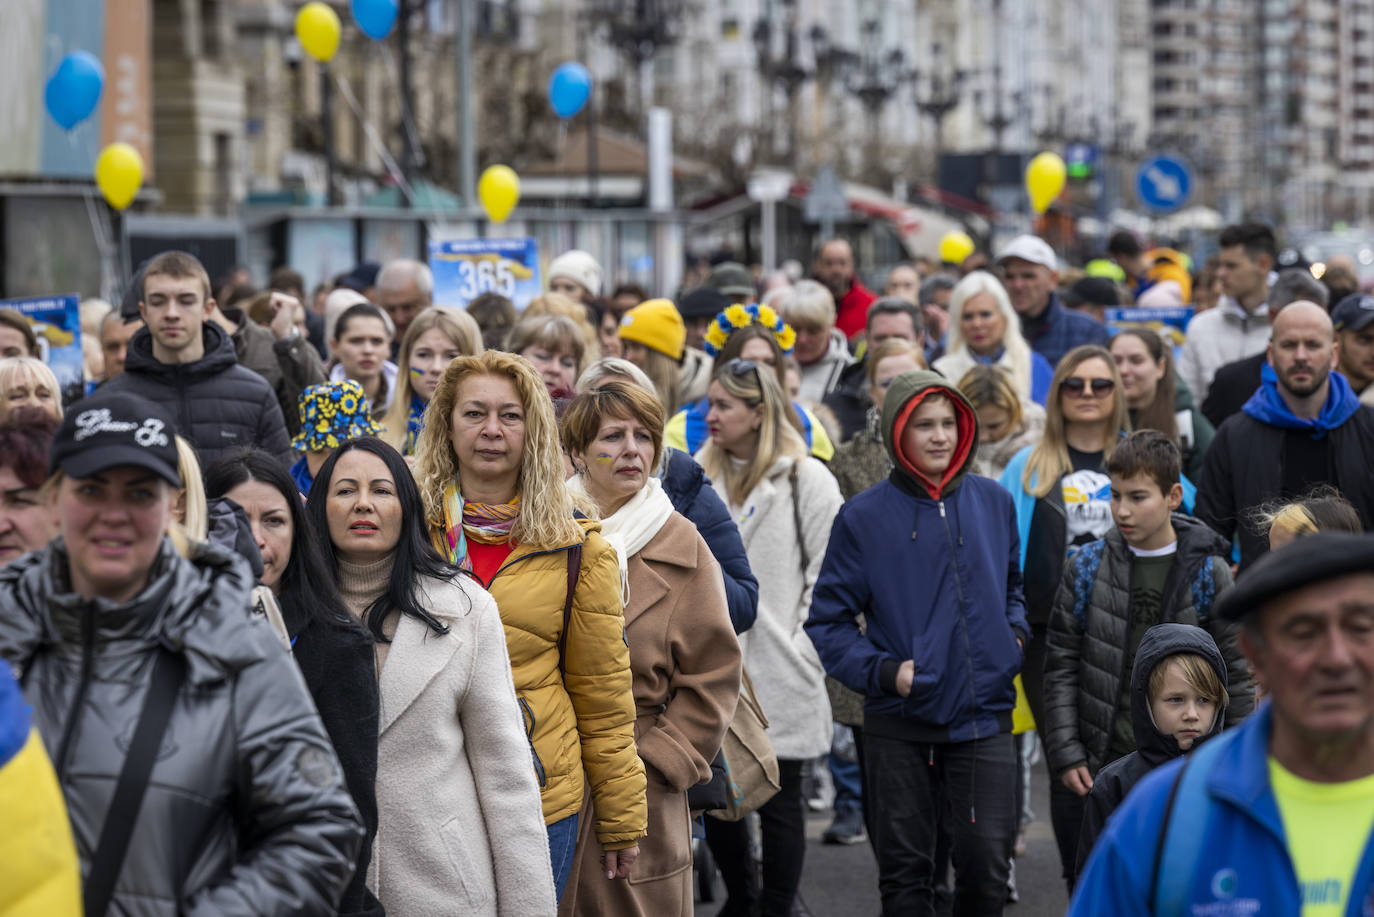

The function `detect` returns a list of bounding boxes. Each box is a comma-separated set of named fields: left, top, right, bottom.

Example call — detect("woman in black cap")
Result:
left=0, top=390, right=363, bottom=916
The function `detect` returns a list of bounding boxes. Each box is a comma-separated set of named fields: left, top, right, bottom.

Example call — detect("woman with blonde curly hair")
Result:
left=379, top=306, right=482, bottom=455
left=411, top=349, right=646, bottom=904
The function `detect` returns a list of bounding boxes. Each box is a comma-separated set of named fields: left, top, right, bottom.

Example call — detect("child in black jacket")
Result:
left=1074, top=622, right=1229, bottom=877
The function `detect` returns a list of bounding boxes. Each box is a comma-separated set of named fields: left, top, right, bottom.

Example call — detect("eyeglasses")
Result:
left=1060, top=377, right=1116, bottom=398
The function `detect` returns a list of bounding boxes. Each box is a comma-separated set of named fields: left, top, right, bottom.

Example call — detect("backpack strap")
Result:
left=1071, top=540, right=1107, bottom=628
left=558, top=543, right=583, bottom=672
left=1149, top=728, right=1234, bottom=914
left=1191, top=558, right=1219, bottom=624
left=84, top=649, right=187, bottom=916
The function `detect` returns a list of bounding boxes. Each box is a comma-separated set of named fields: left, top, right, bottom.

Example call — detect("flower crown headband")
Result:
left=702, top=302, right=797, bottom=357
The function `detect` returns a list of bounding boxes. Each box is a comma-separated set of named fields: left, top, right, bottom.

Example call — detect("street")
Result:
left=695, top=751, right=1069, bottom=917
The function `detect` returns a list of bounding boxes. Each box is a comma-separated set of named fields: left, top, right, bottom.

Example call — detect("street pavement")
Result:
left=694, top=750, right=1070, bottom=917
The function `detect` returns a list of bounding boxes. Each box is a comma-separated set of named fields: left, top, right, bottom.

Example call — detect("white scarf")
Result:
left=566, top=474, right=676, bottom=605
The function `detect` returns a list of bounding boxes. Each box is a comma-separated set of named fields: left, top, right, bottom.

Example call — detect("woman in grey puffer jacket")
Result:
left=0, top=390, right=363, bottom=916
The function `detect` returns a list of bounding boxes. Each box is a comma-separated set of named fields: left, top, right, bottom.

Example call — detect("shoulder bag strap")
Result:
left=789, top=460, right=809, bottom=573
left=84, top=649, right=187, bottom=917
left=558, top=543, right=583, bottom=672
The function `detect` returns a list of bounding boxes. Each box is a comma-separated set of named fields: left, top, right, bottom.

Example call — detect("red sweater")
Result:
left=834, top=279, right=878, bottom=340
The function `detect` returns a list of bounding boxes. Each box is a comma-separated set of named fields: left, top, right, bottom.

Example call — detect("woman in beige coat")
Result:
left=559, top=382, right=742, bottom=917
left=309, top=436, right=556, bottom=916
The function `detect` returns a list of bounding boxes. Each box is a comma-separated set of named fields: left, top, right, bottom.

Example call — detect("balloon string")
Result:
left=377, top=44, right=428, bottom=172
left=331, top=71, right=442, bottom=237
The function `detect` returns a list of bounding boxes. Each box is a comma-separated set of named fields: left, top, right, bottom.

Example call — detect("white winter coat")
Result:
left=1176, top=297, right=1271, bottom=404
left=707, top=455, right=841, bottom=760
left=370, top=574, right=556, bottom=916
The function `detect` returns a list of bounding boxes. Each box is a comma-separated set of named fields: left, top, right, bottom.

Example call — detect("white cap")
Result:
left=547, top=250, right=603, bottom=298
left=995, top=235, right=1058, bottom=271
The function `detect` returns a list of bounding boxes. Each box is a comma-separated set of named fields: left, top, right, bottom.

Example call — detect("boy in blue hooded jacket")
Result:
left=807, top=369, right=1028, bottom=915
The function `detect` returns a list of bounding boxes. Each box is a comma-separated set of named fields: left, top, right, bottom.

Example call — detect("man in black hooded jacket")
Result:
left=102, top=251, right=292, bottom=467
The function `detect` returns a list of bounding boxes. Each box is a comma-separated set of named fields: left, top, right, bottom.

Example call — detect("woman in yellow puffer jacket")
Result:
left=413, top=350, right=647, bottom=904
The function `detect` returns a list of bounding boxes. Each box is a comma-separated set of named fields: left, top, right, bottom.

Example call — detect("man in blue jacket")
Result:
left=1071, top=532, right=1374, bottom=916
left=807, top=369, right=1028, bottom=915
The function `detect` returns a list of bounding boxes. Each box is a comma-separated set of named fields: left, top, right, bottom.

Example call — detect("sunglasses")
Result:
left=726, top=358, right=761, bottom=379
left=1061, top=376, right=1116, bottom=398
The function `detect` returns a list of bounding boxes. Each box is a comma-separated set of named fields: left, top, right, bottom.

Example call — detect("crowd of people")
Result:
left=3, top=221, right=1374, bottom=917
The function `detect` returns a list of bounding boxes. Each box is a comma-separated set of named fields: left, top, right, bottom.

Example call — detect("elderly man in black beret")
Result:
left=1072, top=532, right=1374, bottom=914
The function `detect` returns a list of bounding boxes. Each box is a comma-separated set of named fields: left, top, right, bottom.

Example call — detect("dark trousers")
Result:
left=1048, top=774, right=1088, bottom=891
left=1024, top=624, right=1091, bottom=889
left=864, top=732, right=1018, bottom=917
left=705, top=757, right=807, bottom=917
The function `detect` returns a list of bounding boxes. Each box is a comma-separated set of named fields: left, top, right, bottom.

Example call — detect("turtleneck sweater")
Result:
left=336, top=553, right=398, bottom=672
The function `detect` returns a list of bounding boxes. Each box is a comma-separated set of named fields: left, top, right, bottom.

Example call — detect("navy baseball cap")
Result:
left=1332, top=293, right=1374, bottom=333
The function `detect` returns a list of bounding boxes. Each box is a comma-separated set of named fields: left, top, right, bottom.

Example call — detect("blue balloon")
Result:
left=44, top=50, right=104, bottom=131
left=548, top=62, right=592, bottom=119
left=352, top=0, right=398, bottom=40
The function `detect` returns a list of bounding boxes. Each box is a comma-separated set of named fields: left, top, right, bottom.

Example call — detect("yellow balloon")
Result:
left=478, top=165, right=520, bottom=223
left=938, top=231, right=976, bottom=265
left=296, top=1, right=341, bottom=63
left=94, top=142, right=144, bottom=210
left=1025, top=151, right=1067, bottom=214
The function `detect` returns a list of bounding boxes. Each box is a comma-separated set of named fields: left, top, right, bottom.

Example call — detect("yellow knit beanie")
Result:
left=618, top=298, right=685, bottom=360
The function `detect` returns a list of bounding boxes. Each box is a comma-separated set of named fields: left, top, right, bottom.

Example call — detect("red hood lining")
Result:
left=891, top=389, right=977, bottom=500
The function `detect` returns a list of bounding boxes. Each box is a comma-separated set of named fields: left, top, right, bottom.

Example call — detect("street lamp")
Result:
left=909, top=41, right=968, bottom=153
left=836, top=16, right=904, bottom=176
left=752, top=0, right=813, bottom=165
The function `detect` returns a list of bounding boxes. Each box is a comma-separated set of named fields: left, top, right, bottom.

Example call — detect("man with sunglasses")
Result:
left=1196, top=301, right=1374, bottom=571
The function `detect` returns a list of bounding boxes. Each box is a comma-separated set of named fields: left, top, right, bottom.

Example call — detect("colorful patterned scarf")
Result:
left=441, top=480, right=520, bottom=570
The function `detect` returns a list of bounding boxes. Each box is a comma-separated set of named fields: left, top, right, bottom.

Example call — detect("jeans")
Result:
left=546, top=812, right=580, bottom=904
left=830, top=725, right=863, bottom=816
left=864, top=732, right=1018, bottom=917
left=705, top=758, right=807, bottom=917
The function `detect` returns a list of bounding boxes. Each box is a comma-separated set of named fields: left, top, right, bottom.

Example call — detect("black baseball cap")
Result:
left=678, top=287, right=730, bottom=320
left=50, top=390, right=181, bottom=486
left=1332, top=293, right=1374, bottom=333
left=1214, top=532, right=1374, bottom=621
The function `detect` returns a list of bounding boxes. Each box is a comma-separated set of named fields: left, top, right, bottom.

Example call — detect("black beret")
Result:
left=1215, top=532, right=1374, bottom=621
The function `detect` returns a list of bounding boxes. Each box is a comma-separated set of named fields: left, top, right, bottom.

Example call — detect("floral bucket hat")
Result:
left=291, top=379, right=383, bottom=452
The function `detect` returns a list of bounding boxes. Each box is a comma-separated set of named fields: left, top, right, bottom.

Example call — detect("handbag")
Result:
left=706, top=667, right=781, bottom=822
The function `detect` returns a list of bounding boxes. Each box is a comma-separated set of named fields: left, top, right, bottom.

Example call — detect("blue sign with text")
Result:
left=429, top=237, right=542, bottom=311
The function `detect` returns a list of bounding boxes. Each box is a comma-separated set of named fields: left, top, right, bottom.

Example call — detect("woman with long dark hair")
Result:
left=204, top=448, right=382, bottom=917
left=1110, top=326, right=1215, bottom=481
left=306, top=436, right=556, bottom=915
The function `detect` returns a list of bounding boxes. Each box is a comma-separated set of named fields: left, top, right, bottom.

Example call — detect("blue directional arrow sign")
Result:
left=1135, top=155, right=1194, bottom=214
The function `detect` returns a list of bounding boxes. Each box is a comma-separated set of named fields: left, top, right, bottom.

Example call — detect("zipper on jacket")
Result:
left=53, top=604, right=98, bottom=782
left=481, top=542, right=577, bottom=589
left=938, top=500, right=981, bottom=743
left=518, top=696, right=547, bottom=787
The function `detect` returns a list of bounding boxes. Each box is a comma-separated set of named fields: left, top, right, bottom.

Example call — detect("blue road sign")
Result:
left=1135, top=155, right=1194, bottom=213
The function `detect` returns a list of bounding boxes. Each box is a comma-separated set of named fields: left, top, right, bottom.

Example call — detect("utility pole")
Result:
left=455, top=0, right=475, bottom=207
left=398, top=0, right=418, bottom=197
left=322, top=63, right=338, bottom=205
